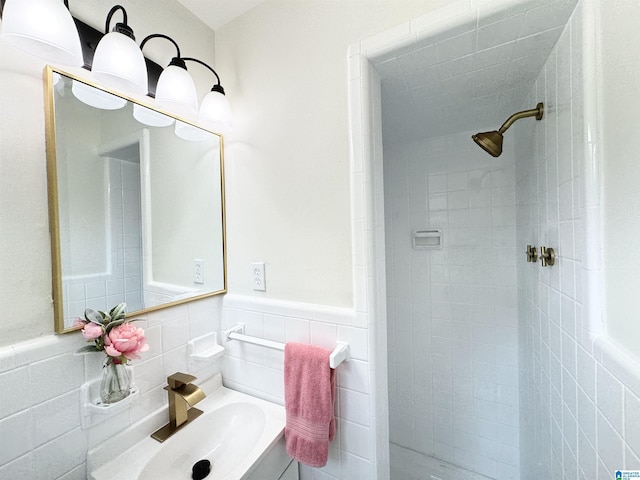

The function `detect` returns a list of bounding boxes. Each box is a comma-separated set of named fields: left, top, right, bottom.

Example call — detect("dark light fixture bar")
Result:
left=0, top=0, right=162, bottom=96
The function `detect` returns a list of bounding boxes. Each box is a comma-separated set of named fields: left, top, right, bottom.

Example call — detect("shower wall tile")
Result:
left=384, top=127, right=519, bottom=478
left=517, top=7, right=640, bottom=479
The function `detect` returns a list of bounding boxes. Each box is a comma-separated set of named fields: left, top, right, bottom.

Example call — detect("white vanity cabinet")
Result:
left=244, top=436, right=299, bottom=480
left=279, top=459, right=299, bottom=479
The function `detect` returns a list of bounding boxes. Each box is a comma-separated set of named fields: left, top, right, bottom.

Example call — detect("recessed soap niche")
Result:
left=412, top=229, right=443, bottom=249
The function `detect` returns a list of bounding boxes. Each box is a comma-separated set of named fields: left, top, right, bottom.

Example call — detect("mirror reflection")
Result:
left=46, top=68, right=226, bottom=332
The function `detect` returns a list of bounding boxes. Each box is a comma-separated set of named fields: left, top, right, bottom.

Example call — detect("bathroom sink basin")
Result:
left=139, top=402, right=265, bottom=479
left=90, top=374, right=286, bottom=480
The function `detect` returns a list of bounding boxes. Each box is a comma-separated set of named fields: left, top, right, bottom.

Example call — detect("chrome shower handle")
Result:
left=526, top=245, right=538, bottom=263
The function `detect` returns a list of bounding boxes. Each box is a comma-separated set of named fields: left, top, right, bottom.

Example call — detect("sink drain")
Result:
left=192, top=459, right=211, bottom=480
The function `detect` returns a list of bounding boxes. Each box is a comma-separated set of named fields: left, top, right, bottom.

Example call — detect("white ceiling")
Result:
left=176, top=0, right=268, bottom=30
left=376, top=0, right=578, bottom=145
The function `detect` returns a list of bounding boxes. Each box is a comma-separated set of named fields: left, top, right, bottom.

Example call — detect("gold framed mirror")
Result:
left=44, top=66, right=227, bottom=333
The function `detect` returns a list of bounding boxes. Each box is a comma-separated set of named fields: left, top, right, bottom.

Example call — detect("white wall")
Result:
left=56, top=92, right=108, bottom=279
left=214, top=0, right=452, bottom=307
left=600, top=0, right=640, bottom=356
left=384, top=132, right=520, bottom=479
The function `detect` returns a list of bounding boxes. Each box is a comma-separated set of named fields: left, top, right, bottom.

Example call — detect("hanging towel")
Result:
left=284, top=342, right=336, bottom=468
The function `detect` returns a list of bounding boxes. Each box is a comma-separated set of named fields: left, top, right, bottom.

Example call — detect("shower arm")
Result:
left=498, top=103, right=544, bottom=134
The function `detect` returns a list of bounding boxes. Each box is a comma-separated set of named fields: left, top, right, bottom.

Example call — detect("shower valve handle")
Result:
left=526, top=245, right=538, bottom=263
left=540, top=246, right=556, bottom=267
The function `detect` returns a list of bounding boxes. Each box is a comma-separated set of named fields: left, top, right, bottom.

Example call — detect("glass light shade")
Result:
left=175, top=120, right=211, bottom=142
left=198, top=90, right=232, bottom=134
left=0, top=0, right=83, bottom=66
left=71, top=80, right=127, bottom=110
left=155, top=65, right=198, bottom=118
left=133, top=103, right=174, bottom=127
left=92, top=31, right=147, bottom=96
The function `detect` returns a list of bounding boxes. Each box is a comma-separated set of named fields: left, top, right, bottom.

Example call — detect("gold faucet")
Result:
left=151, top=372, right=206, bottom=442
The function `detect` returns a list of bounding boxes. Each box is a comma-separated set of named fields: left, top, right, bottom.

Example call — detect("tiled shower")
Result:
left=384, top=132, right=520, bottom=478
left=372, top=1, right=640, bottom=479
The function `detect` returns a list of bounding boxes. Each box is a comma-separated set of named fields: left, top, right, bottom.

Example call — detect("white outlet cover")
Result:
left=251, top=262, right=266, bottom=291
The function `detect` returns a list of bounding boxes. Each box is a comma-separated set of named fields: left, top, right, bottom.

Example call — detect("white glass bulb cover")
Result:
left=133, top=103, right=174, bottom=127
left=71, top=80, right=127, bottom=110
left=198, top=90, right=232, bottom=134
left=175, top=120, right=211, bottom=142
left=92, top=31, right=147, bottom=96
left=0, top=0, right=83, bottom=66
left=155, top=65, right=198, bottom=118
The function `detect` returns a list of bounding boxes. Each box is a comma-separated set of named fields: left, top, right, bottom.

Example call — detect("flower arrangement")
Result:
left=75, top=302, right=149, bottom=365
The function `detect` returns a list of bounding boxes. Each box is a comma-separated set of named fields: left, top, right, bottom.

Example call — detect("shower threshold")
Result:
left=390, top=443, right=495, bottom=480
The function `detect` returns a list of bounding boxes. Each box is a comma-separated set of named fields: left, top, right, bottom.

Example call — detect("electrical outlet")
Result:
left=251, top=262, right=266, bottom=291
left=193, top=259, right=205, bottom=284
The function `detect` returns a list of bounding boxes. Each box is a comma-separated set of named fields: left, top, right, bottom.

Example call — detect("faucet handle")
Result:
left=167, top=372, right=197, bottom=389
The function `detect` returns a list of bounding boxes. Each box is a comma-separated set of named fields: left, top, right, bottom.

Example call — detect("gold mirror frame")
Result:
left=44, top=66, right=227, bottom=333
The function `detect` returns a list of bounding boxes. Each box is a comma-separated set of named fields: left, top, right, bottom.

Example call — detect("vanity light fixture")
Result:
left=1, top=1, right=233, bottom=133
left=183, top=57, right=233, bottom=134
left=0, top=0, right=83, bottom=66
left=140, top=34, right=198, bottom=118
left=91, top=5, right=147, bottom=96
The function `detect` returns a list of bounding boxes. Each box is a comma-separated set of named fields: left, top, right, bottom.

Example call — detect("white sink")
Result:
left=90, top=374, right=286, bottom=480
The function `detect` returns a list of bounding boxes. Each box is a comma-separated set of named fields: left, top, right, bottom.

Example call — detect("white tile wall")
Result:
left=0, top=296, right=222, bottom=478
left=220, top=294, right=375, bottom=479
left=516, top=4, right=640, bottom=478
left=383, top=129, right=520, bottom=479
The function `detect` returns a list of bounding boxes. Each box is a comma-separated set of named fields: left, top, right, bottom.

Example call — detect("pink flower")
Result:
left=73, top=318, right=87, bottom=329
left=104, top=323, right=149, bottom=361
left=82, top=322, right=104, bottom=340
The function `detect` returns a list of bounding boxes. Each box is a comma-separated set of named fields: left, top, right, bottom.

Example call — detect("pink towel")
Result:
left=284, top=342, right=336, bottom=467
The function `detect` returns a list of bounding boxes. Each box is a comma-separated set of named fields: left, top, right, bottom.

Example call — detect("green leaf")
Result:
left=98, top=311, right=111, bottom=324
left=75, top=345, right=101, bottom=354
left=109, top=303, right=127, bottom=321
left=84, top=308, right=104, bottom=325
left=105, top=317, right=127, bottom=333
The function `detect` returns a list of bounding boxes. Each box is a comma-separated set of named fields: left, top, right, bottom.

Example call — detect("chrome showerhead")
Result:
left=472, top=102, right=544, bottom=157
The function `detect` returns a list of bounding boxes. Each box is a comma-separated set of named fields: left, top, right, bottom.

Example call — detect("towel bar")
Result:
left=224, top=323, right=350, bottom=369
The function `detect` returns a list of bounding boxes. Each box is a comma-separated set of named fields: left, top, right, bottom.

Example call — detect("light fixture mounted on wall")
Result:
left=183, top=57, right=233, bottom=134
left=91, top=5, right=147, bottom=96
left=0, top=0, right=232, bottom=133
left=0, top=0, right=83, bottom=66
left=140, top=34, right=198, bottom=118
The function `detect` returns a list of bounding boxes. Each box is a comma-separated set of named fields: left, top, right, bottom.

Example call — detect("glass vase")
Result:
left=100, top=362, right=131, bottom=404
